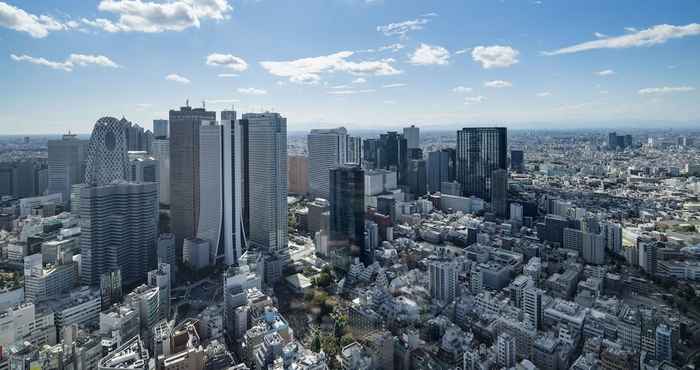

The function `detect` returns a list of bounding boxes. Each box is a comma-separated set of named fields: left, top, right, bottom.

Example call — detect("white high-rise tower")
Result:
left=222, top=110, right=243, bottom=266
left=197, top=121, right=224, bottom=265
left=307, top=127, right=347, bottom=200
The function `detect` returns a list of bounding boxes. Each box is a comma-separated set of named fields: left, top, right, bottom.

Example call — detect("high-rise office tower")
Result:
left=428, top=256, right=458, bottom=304
left=127, top=151, right=159, bottom=183
left=362, top=138, right=379, bottom=169
left=496, top=333, right=516, bottom=368
left=222, top=110, right=243, bottom=266
left=153, top=119, right=168, bottom=139
left=80, top=117, right=158, bottom=286
left=169, top=105, right=216, bottom=260
left=243, top=112, right=288, bottom=260
left=403, top=125, right=420, bottom=149
left=288, top=155, right=309, bottom=195
left=377, top=132, right=408, bottom=184
left=510, top=149, right=524, bottom=173
left=407, top=159, right=427, bottom=197
left=491, top=168, right=508, bottom=218
left=47, top=134, right=88, bottom=209
left=427, top=149, right=455, bottom=193
left=308, top=128, right=348, bottom=200
left=346, top=136, right=362, bottom=165
left=456, top=127, right=507, bottom=200
left=329, top=166, right=366, bottom=264
left=151, top=139, right=170, bottom=205
left=197, top=121, right=224, bottom=265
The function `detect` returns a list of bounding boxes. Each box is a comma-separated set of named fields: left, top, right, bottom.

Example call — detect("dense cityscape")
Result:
left=0, top=114, right=699, bottom=370
left=2, top=0, right=700, bottom=369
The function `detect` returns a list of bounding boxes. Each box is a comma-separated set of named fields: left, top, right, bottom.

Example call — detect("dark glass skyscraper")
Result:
left=510, top=149, right=524, bottom=173
left=169, top=105, right=216, bottom=261
left=456, top=127, right=507, bottom=200
left=427, top=148, right=455, bottom=193
left=377, top=132, right=408, bottom=184
left=329, top=166, right=367, bottom=264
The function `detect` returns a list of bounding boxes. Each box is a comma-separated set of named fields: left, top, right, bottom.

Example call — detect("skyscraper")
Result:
left=151, top=139, right=170, bottom=205
left=491, top=168, right=508, bottom=218
left=346, top=136, right=362, bottom=165
left=427, top=149, right=455, bottom=193
left=362, top=138, right=379, bottom=169
left=329, top=166, right=366, bottom=264
left=169, top=105, right=216, bottom=260
left=403, top=125, right=420, bottom=149
left=456, top=127, right=507, bottom=200
left=222, top=110, right=243, bottom=266
left=80, top=117, right=158, bottom=286
left=197, top=121, right=224, bottom=265
left=127, top=151, right=159, bottom=183
left=243, top=112, right=288, bottom=260
left=377, top=132, right=408, bottom=184
left=407, top=159, right=427, bottom=197
left=287, top=155, right=309, bottom=195
left=153, top=119, right=168, bottom=139
left=510, top=149, right=524, bottom=173
left=47, top=134, right=88, bottom=209
left=308, top=127, right=347, bottom=200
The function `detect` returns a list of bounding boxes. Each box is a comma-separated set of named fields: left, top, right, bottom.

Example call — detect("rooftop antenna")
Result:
left=202, top=100, right=206, bottom=109
left=186, top=99, right=190, bottom=108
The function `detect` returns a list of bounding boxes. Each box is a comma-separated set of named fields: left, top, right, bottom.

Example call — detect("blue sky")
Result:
left=1, top=0, right=699, bottom=134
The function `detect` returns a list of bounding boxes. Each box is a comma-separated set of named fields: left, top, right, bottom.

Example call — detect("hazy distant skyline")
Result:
left=1, top=0, right=699, bottom=134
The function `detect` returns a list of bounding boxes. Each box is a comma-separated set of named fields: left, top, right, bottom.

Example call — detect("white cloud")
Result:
left=638, top=86, right=695, bottom=95
left=464, top=96, right=486, bottom=104
left=594, top=32, right=607, bottom=38
left=536, top=91, right=551, bottom=97
left=378, top=43, right=405, bottom=52
left=421, top=12, right=438, bottom=17
left=451, top=86, right=473, bottom=93
left=382, top=83, right=406, bottom=88
left=238, top=87, right=267, bottom=95
left=484, top=80, right=512, bottom=88
left=165, top=73, right=190, bottom=84
left=0, top=1, right=79, bottom=38
left=409, top=43, right=450, bottom=65
left=331, top=84, right=351, bottom=89
left=471, top=45, right=519, bottom=69
left=595, top=69, right=615, bottom=76
left=328, top=89, right=376, bottom=95
left=624, top=27, right=637, bottom=32
left=83, top=0, right=233, bottom=33
left=10, top=53, right=120, bottom=71
left=377, top=18, right=429, bottom=37
left=206, top=53, right=248, bottom=71
left=352, top=77, right=367, bottom=84
left=454, top=49, right=469, bottom=55
left=544, top=23, right=700, bottom=55
left=260, top=51, right=401, bottom=84
left=218, top=73, right=238, bottom=78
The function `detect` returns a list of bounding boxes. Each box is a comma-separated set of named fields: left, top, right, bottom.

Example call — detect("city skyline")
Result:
left=2, top=0, right=699, bottom=134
